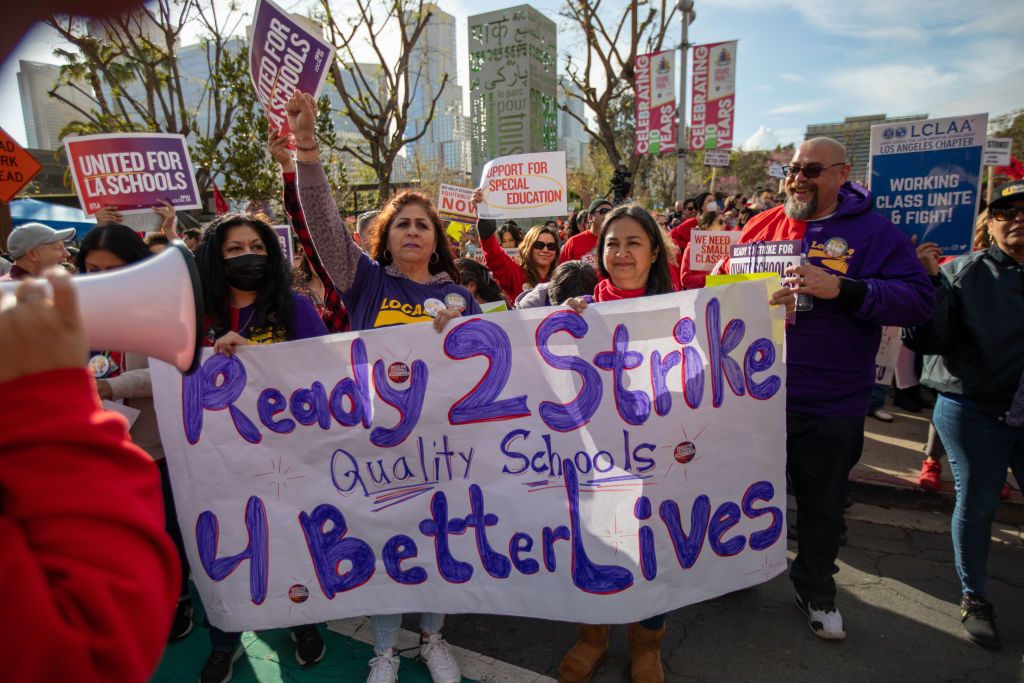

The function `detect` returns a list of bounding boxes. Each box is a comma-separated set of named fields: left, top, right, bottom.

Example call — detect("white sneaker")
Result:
left=869, top=408, right=895, bottom=423
left=419, top=633, right=461, bottom=683
left=795, top=594, right=846, bottom=640
left=366, top=651, right=399, bottom=683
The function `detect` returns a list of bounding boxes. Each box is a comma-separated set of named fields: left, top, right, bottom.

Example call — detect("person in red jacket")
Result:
left=679, top=210, right=738, bottom=290
left=560, top=204, right=794, bottom=683
left=0, top=269, right=180, bottom=683
left=668, top=192, right=717, bottom=266
left=471, top=188, right=562, bottom=301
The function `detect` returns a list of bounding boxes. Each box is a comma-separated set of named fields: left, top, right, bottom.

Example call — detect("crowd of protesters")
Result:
left=2, top=93, right=1022, bottom=683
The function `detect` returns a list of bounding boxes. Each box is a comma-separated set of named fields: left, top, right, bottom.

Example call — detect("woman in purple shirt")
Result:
left=287, top=89, right=471, bottom=683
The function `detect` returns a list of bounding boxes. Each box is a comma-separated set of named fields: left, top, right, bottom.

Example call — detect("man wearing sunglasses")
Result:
left=560, top=197, right=614, bottom=274
left=728, top=137, right=936, bottom=641
left=903, top=180, right=1024, bottom=650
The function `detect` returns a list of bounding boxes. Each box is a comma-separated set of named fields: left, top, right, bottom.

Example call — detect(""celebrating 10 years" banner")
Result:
left=152, top=280, right=788, bottom=631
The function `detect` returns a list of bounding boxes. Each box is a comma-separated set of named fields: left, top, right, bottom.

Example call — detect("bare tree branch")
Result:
left=319, top=0, right=450, bottom=202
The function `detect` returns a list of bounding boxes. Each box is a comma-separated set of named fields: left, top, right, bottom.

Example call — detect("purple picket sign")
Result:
left=273, top=225, right=293, bottom=264
left=249, top=0, right=337, bottom=136
left=64, top=133, right=202, bottom=216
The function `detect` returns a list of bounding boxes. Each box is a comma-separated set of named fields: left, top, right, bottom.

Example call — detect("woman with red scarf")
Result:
left=561, top=204, right=795, bottom=683
left=559, top=204, right=680, bottom=683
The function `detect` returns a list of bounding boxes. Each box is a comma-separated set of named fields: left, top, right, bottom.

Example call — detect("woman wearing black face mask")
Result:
left=197, top=213, right=327, bottom=355
left=194, top=213, right=329, bottom=680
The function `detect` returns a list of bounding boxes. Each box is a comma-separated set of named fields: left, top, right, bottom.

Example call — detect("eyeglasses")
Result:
left=989, top=206, right=1024, bottom=222
left=531, top=241, right=558, bottom=252
left=782, top=162, right=847, bottom=179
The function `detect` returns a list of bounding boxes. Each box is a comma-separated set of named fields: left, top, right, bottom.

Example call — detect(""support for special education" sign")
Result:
left=478, top=151, right=567, bottom=220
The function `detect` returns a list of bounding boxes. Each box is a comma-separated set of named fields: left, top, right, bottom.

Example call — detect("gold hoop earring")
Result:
left=384, top=248, right=392, bottom=261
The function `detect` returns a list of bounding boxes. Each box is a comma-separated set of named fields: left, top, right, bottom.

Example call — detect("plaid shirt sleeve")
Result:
left=283, top=171, right=349, bottom=333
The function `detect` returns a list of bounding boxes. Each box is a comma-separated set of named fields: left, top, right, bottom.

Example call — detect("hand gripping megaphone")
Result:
left=0, top=241, right=204, bottom=374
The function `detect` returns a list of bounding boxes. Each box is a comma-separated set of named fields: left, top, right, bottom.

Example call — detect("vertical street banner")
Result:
left=478, top=151, right=567, bottom=220
left=250, top=0, right=336, bottom=136
left=689, top=41, right=737, bottom=151
left=869, top=113, right=987, bottom=255
left=64, top=133, right=201, bottom=216
left=635, top=50, right=677, bottom=156
left=150, top=281, right=788, bottom=630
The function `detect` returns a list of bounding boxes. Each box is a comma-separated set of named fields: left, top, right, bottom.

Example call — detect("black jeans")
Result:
left=786, top=411, right=864, bottom=604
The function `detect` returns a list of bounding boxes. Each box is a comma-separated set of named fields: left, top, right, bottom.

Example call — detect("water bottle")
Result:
left=796, top=254, right=814, bottom=312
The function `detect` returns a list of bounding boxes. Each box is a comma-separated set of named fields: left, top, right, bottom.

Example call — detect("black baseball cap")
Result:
left=990, top=180, right=1024, bottom=208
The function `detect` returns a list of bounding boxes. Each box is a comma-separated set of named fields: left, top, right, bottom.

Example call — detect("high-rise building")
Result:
left=405, top=3, right=470, bottom=176
left=468, top=5, right=557, bottom=181
left=17, top=60, right=95, bottom=150
left=805, top=113, right=928, bottom=184
left=557, top=77, right=588, bottom=170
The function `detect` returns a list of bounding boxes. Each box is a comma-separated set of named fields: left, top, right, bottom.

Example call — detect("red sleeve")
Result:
left=0, top=368, right=180, bottom=683
left=669, top=218, right=697, bottom=265
left=283, top=171, right=348, bottom=332
left=679, top=243, right=709, bottom=289
left=481, top=234, right=527, bottom=301
left=668, top=262, right=682, bottom=291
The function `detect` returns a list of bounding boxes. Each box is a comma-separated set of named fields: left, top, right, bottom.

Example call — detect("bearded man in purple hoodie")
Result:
left=732, top=137, right=936, bottom=640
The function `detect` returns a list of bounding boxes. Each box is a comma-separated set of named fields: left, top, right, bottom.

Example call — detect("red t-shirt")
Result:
left=560, top=230, right=601, bottom=275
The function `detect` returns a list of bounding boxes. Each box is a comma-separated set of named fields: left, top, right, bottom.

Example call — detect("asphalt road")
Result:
left=439, top=512, right=1024, bottom=682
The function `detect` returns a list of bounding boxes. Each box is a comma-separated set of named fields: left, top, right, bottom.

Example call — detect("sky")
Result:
left=2, top=0, right=1023, bottom=151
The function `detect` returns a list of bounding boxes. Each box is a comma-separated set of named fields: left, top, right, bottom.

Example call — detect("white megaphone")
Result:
left=0, top=241, right=204, bottom=374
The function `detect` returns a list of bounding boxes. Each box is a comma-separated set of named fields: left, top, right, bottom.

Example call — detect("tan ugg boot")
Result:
left=558, top=624, right=610, bottom=683
left=627, top=622, right=666, bottom=683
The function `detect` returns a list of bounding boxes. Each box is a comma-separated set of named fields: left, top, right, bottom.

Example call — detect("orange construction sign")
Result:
left=0, top=127, right=42, bottom=204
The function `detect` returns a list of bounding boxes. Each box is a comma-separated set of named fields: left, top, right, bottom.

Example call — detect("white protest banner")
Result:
left=64, top=133, right=201, bottom=215
left=984, top=137, right=1012, bottom=167
left=438, top=184, right=478, bottom=222
left=250, top=0, right=336, bottom=136
left=729, top=240, right=801, bottom=277
left=690, top=230, right=741, bottom=271
left=874, top=326, right=901, bottom=385
left=479, top=151, right=567, bottom=220
left=869, top=113, right=986, bottom=255
left=768, top=163, right=785, bottom=180
left=151, top=281, right=788, bottom=630
left=635, top=49, right=677, bottom=156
